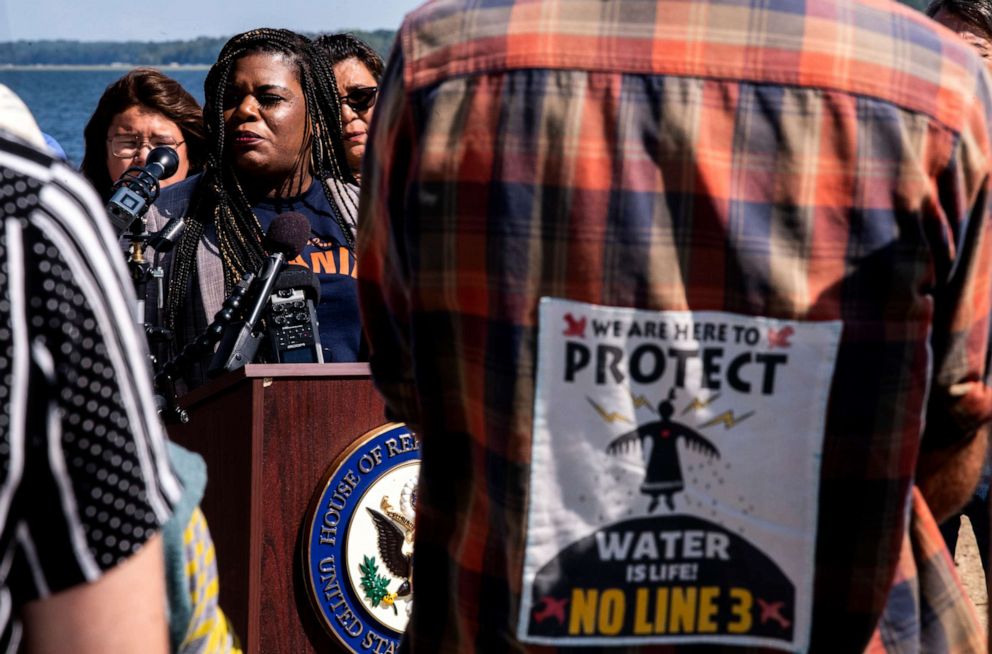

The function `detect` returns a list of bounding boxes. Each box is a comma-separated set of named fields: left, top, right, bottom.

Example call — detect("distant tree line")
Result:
left=0, top=30, right=396, bottom=66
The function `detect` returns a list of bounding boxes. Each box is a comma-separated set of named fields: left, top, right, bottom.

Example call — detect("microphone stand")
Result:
left=110, top=147, right=182, bottom=419
left=112, top=147, right=180, bottom=353
left=154, top=272, right=256, bottom=424
left=149, top=211, right=308, bottom=420
left=125, top=214, right=173, bottom=343
left=126, top=218, right=180, bottom=422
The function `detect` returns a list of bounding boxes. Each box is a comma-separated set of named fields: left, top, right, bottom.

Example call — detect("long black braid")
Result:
left=165, top=28, right=356, bottom=343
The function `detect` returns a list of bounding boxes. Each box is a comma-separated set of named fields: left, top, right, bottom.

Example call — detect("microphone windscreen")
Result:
left=146, top=147, right=180, bottom=180
left=273, top=264, right=321, bottom=302
left=264, top=212, right=311, bottom=260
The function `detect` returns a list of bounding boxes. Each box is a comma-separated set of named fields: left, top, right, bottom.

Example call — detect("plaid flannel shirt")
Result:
left=358, top=0, right=992, bottom=651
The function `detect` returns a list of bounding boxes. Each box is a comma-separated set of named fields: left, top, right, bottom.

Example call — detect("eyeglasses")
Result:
left=341, top=86, right=378, bottom=113
left=108, top=135, right=184, bottom=159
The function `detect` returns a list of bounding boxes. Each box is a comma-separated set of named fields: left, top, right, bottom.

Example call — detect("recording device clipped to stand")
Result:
left=153, top=272, right=256, bottom=424
left=107, top=146, right=179, bottom=233
left=208, top=211, right=323, bottom=376
left=262, top=265, right=322, bottom=364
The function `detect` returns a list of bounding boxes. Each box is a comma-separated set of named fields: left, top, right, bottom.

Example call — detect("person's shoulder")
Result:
left=160, top=173, right=202, bottom=205
left=398, top=0, right=523, bottom=90
left=403, top=0, right=471, bottom=28
left=0, top=129, right=60, bottom=177
left=824, top=0, right=990, bottom=124
left=398, top=0, right=990, bottom=133
left=320, top=176, right=359, bottom=206
left=0, top=129, right=110, bottom=231
left=143, top=173, right=202, bottom=232
left=157, top=173, right=202, bottom=215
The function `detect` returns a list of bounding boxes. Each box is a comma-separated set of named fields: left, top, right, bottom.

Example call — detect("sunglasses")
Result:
left=341, top=86, right=378, bottom=112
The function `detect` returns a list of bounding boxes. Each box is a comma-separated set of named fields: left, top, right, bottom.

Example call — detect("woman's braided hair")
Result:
left=165, top=28, right=357, bottom=341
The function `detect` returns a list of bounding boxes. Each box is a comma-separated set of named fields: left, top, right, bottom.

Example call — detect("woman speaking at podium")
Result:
left=144, top=28, right=363, bottom=387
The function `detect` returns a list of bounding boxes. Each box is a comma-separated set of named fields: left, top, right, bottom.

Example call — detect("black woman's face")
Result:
left=222, top=51, right=310, bottom=183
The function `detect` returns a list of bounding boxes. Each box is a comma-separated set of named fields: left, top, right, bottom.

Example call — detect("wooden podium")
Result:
left=167, top=363, right=386, bottom=654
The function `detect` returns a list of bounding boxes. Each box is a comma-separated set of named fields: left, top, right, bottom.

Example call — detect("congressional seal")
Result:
left=303, top=422, right=420, bottom=653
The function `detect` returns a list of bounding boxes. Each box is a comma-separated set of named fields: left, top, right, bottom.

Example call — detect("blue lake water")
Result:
left=0, top=68, right=208, bottom=166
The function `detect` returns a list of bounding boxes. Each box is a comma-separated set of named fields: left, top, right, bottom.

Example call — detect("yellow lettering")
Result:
left=728, top=588, right=753, bottom=633
left=568, top=589, right=598, bottom=635
left=697, top=586, right=719, bottom=633
left=653, top=587, right=668, bottom=634
left=633, top=588, right=652, bottom=634
left=598, top=589, right=625, bottom=635
left=290, top=254, right=308, bottom=268
left=311, top=250, right=337, bottom=274
left=669, top=587, right=696, bottom=633
left=571, top=586, right=737, bottom=637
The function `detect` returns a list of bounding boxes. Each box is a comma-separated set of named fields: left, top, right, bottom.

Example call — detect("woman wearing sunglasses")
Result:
left=315, top=33, right=384, bottom=183
left=82, top=68, right=206, bottom=200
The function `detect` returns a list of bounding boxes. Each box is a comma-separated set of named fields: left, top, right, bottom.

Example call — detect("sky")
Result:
left=0, top=0, right=423, bottom=41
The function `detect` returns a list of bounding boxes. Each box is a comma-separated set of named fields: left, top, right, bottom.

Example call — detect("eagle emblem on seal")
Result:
left=361, top=480, right=416, bottom=615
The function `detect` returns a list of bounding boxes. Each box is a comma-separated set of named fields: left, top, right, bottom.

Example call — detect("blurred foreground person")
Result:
left=928, top=0, right=992, bottom=584
left=315, top=33, right=384, bottom=183
left=359, top=0, right=992, bottom=651
left=0, top=86, right=180, bottom=653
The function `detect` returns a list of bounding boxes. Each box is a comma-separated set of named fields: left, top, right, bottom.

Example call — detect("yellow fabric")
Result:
left=178, top=508, right=242, bottom=654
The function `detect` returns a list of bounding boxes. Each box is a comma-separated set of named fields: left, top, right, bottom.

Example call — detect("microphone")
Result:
left=107, top=146, right=180, bottom=233
left=208, top=212, right=312, bottom=376
left=148, top=214, right=186, bottom=252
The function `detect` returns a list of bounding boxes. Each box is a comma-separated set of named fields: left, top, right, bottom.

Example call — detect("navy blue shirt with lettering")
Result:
left=253, top=181, right=362, bottom=363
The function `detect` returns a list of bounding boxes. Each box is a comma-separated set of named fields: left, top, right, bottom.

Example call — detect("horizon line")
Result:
left=0, top=28, right=397, bottom=46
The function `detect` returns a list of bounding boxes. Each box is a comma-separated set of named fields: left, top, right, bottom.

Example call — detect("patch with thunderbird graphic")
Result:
left=518, top=299, right=841, bottom=651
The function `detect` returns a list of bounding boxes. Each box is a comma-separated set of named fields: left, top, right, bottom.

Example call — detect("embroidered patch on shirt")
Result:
left=518, top=299, right=842, bottom=651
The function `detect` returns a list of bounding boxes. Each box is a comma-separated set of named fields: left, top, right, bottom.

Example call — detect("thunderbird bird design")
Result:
left=606, top=389, right=720, bottom=511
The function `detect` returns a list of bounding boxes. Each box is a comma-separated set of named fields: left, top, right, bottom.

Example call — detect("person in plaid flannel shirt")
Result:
left=359, top=0, right=992, bottom=650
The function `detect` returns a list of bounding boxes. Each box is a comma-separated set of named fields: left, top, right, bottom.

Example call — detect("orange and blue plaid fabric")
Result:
left=867, top=488, right=984, bottom=652
left=358, top=0, right=992, bottom=651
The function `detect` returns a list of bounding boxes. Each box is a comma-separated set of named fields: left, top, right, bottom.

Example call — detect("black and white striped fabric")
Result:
left=0, top=132, right=181, bottom=653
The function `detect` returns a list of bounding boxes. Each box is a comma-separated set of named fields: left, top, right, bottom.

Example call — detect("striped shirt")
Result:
left=0, top=132, right=181, bottom=652
left=359, top=0, right=992, bottom=651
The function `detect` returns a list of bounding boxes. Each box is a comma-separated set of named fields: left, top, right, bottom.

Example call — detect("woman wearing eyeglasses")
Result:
left=82, top=68, right=206, bottom=200
left=315, top=34, right=383, bottom=183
